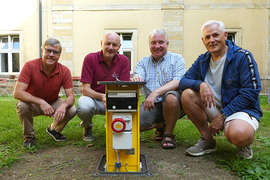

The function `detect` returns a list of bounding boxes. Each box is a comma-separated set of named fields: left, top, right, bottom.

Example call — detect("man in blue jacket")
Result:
left=179, top=20, right=262, bottom=159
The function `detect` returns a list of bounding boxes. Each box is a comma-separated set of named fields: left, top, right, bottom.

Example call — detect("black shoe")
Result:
left=23, top=137, right=35, bottom=148
left=83, top=127, right=94, bottom=141
left=46, top=126, right=67, bottom=141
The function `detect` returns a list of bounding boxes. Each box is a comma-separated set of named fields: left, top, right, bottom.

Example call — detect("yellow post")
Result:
left=98, top=81, right=145, bottom=173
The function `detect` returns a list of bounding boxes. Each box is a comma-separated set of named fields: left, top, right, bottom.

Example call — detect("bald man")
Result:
left=77, top=32, right=130, bottom=141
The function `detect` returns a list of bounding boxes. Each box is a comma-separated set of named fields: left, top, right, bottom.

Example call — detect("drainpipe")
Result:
left=39, top=0, right=42, bottom=57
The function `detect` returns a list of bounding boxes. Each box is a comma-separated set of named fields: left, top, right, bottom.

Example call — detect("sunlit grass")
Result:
left=0, top=95, right=270, bottom=179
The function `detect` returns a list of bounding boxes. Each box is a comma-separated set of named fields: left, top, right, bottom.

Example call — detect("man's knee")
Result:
left=17, top=101, right=32, bottom=114
left=226, top=131, right=254, bottom=147
left=66, top=105, right=77, bottom=119
left=164, top=94, right=179, bottom=107
left=181, top=89, right=202, bottom=110
left=181, top=89, right=196, bottom=102
left=225, top=122, right=255, bottom=146
left=77, top=97, right=94, bottom=113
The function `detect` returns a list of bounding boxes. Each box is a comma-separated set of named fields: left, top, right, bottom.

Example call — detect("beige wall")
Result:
left=184, top=8, right=268, bottom=76
left=1, top=0, right=269, bottom=93
left=73, top=0, right=162, bottom=5
left=73, top=10, right=162, bottom=76
left=0, top=0, right=40, bottom=74
left=184, top=0, right=268, bottom=4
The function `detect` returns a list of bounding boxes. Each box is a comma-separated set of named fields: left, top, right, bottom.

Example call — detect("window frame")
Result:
left=105, top=28, right=138, bottom=74
left=225, top=28, right=242, bottom=46
left=0, top=31, right=23, bottom=75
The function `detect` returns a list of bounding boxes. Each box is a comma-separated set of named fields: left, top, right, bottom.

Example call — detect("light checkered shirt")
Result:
left=134, top=51, right=186, bottom=102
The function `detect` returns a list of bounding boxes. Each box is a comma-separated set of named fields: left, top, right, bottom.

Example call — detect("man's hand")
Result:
left=53, top=103, right=67, bottom=122
left=209, top=113, right=225, bottom=136
left=200, top=82, right=216, bottom=108
left=102, top=94, right=106, bottom=108
left=39, top=100, right=54, bottom=117
left=132, top=75, right=144, bottom=82
left=143, top=91, right=158, bottom=111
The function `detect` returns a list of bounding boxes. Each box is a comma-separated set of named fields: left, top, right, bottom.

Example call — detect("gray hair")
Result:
left=201, top=20, right=226, bottom=33
left=149, top=29, right=169, bottom=42
left=41, top=37, right=62, bottom=52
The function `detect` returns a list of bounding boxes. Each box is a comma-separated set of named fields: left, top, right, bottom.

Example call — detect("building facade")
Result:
left=0, top=0, right=269, bottom=93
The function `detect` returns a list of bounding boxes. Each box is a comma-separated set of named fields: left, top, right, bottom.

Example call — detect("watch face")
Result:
left=221, top=113, right=227, bottom=119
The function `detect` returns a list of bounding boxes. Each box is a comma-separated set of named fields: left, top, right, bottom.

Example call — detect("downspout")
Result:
left=39, top=0, right=42, bottom=57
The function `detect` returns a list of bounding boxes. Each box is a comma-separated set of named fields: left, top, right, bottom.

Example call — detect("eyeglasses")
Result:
left=44, top=48, right=61, bottom=56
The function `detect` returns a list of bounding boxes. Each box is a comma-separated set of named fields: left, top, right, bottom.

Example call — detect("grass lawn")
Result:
left=0, top=95, right=270, bottom=179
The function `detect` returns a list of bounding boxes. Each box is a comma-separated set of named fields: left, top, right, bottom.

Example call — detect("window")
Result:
left=227, top=33, right=235, bottom=42
left=105, top=29, right=138, bottom=74
left=118, top=33, right=133, bottom=72
left=226, top=28, right=242, bottom=46
left=0, top=35, right=20, bottom=73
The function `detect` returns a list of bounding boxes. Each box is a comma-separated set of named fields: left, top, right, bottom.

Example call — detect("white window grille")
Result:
left=0, top=35, right=20, bottom=74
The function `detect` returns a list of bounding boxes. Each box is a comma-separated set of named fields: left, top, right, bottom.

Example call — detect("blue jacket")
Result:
left=179, top=40, right=262, bottom=121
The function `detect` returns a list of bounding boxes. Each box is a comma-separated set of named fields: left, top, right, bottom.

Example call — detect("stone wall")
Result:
left=162, top=0, right=184, bottom=56
left=52, top=0, right=74, bottom=75
left=2, top=77, right=269, bottom=96
left=260, top=77, right=270, bottom=95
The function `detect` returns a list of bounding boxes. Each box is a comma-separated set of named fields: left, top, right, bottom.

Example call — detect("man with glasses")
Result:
left=14, top=37, right=76, bottom=148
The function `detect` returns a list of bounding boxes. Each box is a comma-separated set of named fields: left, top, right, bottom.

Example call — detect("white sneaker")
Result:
left=236, top=145, right=253, bottom=159
left=186, top=136, right=217, bottom=156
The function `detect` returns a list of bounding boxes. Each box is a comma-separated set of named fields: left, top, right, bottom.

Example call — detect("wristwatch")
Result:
left=220, top=111, right=227, bottom=119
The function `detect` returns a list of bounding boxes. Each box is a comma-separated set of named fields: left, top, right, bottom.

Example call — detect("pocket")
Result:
left=160, top=69, right=172, bottom=85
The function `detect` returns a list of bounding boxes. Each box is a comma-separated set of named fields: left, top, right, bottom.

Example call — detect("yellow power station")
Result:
left=93, top=81, right=152, bottom=176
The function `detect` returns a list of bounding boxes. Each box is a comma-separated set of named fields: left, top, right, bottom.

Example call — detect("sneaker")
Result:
left=236, top=145, right=253, bottom=159
left=186, top=136, right=217, bottom=156
left=46, top=126, right=67, bottom=141
left=23, top=137, right=35, bottom=148
left=83, top=127, right=94, bottom=141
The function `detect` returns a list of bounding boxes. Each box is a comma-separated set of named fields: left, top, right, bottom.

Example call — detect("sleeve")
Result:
left=62, top=67, right=73, bottom=89
left=80, top=54, right=94, bottom=84
left=172, top=55, right=186, bottom=81
left=17, top=62, right=31, bottom=85
left=118, top=55, right=131, bottom=81
left=179, top=58, right=204, bottom=92
left=221, top=51, right=261, bottom=116
left=134, top=58, right=147, bottom=80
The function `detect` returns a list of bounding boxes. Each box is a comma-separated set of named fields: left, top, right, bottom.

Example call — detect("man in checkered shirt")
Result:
left=132, top=29, right=186, bottom=149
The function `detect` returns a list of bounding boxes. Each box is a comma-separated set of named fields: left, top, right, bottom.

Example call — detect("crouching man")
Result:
left=179, top=20, right=262, bottom=159
left=14, top=37, right=76, bottom=148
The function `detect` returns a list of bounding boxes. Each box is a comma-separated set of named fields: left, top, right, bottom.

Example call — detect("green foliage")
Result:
left=0, top=145, right=21, bottom=170
left=209, top=95, right=270, bottom=180
left=1, top=95, right=270, bottom=180
left=140, top=95, right=270, bottom=180
left=0, top=95, right=107, bottom=169
left=213, top=155, right=270, bottom=180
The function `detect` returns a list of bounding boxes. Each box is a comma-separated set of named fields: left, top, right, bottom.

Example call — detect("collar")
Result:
left=150, top=52, right=169, bottom=64
left=99, top=50, right=117, bottom=66
left=39, top=58, right=60, bottom=77
left=203, top=40, right=238, bottom=63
